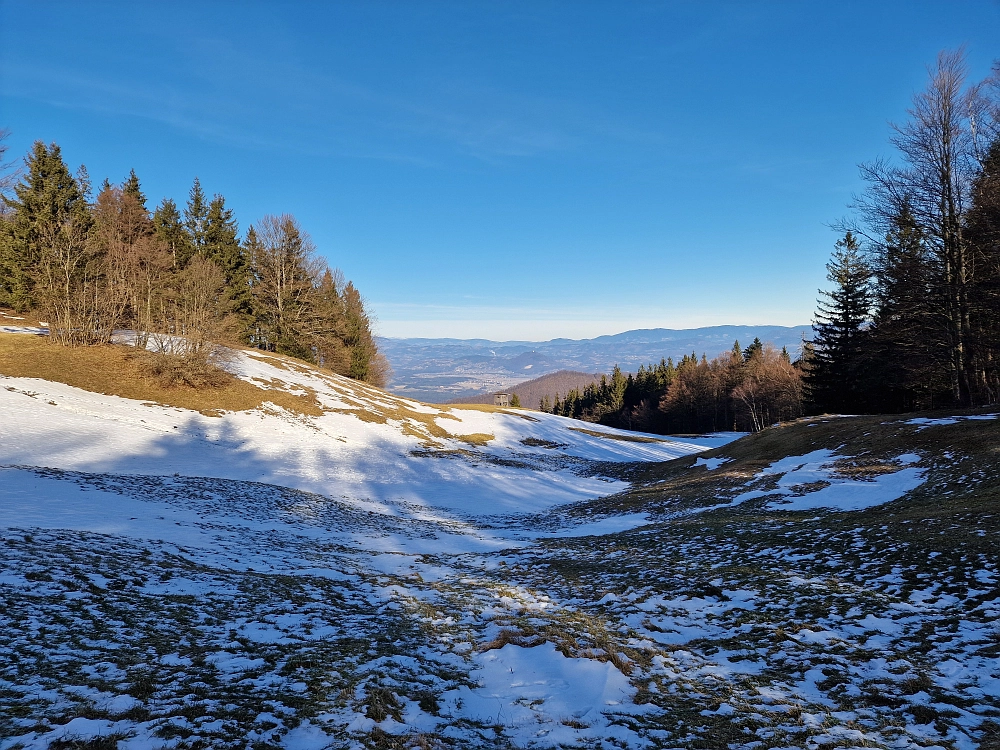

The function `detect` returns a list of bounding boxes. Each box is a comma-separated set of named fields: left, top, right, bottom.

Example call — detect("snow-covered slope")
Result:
left=1, top=343, right=711, bottom=522
left=3, top=336, right=997, bottom=750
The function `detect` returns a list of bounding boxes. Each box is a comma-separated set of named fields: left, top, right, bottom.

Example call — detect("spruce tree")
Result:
left=203, top=194, right=252, bottom=329
left=966, top=137, right=1000, bottom=403
left=343, top=281, right=379, bottom=382
left=184, top=177, right=208, bottom=250
left=742, top=337, right=763, bottom=362
left=867, top=204, right=949, bottom=410
left=122, top=169, right=146, bottom=210
left=153, top=198, right=192, bottom=268
left=807, top=232, right=873, bottom=413
left=0, top=142, right=92, bottom=315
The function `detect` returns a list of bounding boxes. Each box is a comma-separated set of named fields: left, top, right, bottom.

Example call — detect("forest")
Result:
left=0, top=141, right=388, bottom=386
left=544, top=50, right=1000, bottom=433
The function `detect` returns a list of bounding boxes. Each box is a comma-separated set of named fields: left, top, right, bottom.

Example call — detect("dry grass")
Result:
left=0, top=333, right=539, bottom=446
left=582, top=406, right=1000, bottom=524
left=454, top=432, right=495, bottom=446
left=0, top=334, right=323, bottom=417
left=479, top=628, right=546, bottom=651
left=0, top=309, right=46, bottom=328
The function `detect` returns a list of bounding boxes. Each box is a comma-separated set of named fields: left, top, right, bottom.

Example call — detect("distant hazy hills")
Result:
left=445, top=370, right=602, bottom=409
left=380, top=324, right=812, bottom=403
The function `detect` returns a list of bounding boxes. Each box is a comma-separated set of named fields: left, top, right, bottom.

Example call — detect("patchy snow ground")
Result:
left=728, top=449, right=928, bottom=511
left=1, top=343, right=997, bottom=749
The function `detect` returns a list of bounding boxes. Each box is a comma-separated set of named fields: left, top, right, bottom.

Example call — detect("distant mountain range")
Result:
left=380, top=324, right=812, bottom=403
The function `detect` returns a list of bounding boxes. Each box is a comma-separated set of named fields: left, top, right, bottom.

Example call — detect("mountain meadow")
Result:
left=0, top=46, right=999, bottom=750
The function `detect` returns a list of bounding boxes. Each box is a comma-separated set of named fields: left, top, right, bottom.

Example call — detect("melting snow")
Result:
left=443, top=643, right=646, bottom=747
left=730, top=449, right=927, bottom=511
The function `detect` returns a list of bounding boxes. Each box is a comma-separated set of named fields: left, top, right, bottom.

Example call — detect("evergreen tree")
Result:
left=807, top=232, right=873, bottom=413
left=0, top=142, right=92, bottom=316
left=742, top=337, right=763, bottom=362
left=966, top=137, right=1000, bottom=403
left=184, top=177, right=208, bottom=250
left=343, top=281, right=384, bottom=384
left=122, top=169, right=146, bottom=210
left=153, top=198, right=191, bottom=268
left=867, top=204, right=949, bottom=410
left=203, top=194, right=252, bottom=328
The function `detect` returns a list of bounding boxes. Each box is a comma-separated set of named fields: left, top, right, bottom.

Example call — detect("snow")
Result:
left=0, top=325, right=45, bottom=335
left=0, top=346, right=710, bottom=527
left=669, top=431, right=747, bottom=449
left=3, top=334, right=993, bottom=749
left=729, top=449, right=927, bottom=511
left=442, top=643, right=647, bottom=747
left=904, top=414, right=998, bottom=430
left=694, top=456, right=731, bottom=470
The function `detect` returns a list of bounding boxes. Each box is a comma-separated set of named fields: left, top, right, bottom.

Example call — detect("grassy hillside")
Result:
left=0, top=334, right=324, bottom=417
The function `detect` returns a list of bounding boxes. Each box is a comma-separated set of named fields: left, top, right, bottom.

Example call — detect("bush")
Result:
left=131, top=348, right=232, bottom=389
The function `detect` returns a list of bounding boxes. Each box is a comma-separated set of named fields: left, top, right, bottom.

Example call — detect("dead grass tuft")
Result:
left=454, top=432, right=494, bottom=446
left=520, top=437, right=568, bottom=449
left=480, top=628, right=546, bottom=651
left=449, top=402, right=540, bottom=421
left=363, top=684, right=403, bottom=723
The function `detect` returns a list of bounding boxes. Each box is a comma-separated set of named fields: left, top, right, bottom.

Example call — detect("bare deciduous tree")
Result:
left=852, top=48, right=993, bottom=405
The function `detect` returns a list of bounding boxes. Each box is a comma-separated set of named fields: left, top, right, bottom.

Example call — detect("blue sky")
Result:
left=2, top=1, right=999, bottom=340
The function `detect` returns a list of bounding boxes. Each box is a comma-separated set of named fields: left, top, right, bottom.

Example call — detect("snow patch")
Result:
left=730, top=449, right=927, bottom=511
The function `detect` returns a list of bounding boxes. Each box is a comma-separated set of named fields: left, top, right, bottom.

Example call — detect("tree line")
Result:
left=809, top=50, right=1000, bottom=412
left=0, top=139, right=388, bottom=385
left=545, top=49, right=1000, bottom=433
left=542, top=339, right=804, bottom=434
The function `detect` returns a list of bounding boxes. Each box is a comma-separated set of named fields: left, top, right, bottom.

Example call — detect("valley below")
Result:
left=378, top=326, right=811, bottom=403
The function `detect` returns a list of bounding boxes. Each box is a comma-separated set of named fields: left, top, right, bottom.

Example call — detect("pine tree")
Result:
left=203, top=194, right=252, bottom=328
left=153, top=198, right=191, bottom=268
left=122, top=169, right=146, bottom=210
left=0, top=142, right=93, bottom=322
left=184, top=177, right=208, bottom=250
left=807, top=232, right=873, bottom=413
left=867, top=204, right=949, bottom=410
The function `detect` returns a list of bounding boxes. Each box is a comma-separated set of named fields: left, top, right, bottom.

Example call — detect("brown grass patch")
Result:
left=832, top=458, right=910, bottom=480
left=0, top=308, right=46, bottom=329
left=480, top=628, right=546, bottom=651
left=520, top=437, right=568, bottom=449
left=0, top=334, right=323, bottom=417
left=454, top=432, right=494, bottom=446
